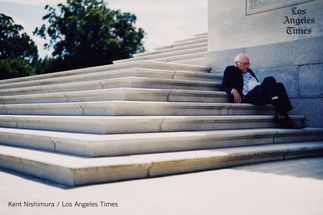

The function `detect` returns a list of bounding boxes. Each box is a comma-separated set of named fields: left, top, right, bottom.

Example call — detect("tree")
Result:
left=34, top=0, right=145, bottom=72
left=0, top=58, right=35, bottom=80
left=0, top=13, right=38, bottom=79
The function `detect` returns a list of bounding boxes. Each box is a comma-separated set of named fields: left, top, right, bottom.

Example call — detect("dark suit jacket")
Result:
left=221, top=65, right=259, bottom=98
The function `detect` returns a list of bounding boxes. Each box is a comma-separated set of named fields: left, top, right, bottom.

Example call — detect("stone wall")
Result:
left=208, top=0, right=323, bottom=51
left=207, top=0, right=323, bottom=127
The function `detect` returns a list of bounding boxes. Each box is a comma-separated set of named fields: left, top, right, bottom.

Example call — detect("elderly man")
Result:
left=221, top=53, right=304, bottom=129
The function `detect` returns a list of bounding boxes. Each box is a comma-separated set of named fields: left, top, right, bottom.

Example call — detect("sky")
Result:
left=0, top=0, right=207, bottom=58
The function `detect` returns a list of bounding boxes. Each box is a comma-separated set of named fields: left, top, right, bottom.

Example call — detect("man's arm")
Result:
left=220, top=66, right=234, bottom=95
left=221, top=66, right=242, bottom=103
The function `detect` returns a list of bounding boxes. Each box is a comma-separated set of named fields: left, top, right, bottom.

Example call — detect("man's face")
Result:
left=236, top=56, right=250, bottom=72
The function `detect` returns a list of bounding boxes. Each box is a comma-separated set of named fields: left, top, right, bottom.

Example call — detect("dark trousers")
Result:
left=243, top=76, right=293, bottom=114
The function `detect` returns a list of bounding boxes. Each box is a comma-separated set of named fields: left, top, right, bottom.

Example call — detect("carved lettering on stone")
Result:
left=247, top=0, right=315, bottom=15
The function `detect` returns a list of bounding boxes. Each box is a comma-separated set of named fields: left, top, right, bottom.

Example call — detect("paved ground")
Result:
left=1, top=157, right=323, bottom=215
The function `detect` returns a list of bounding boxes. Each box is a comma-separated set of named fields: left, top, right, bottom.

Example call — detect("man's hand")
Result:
left=231, top=88, right=242, bottom=103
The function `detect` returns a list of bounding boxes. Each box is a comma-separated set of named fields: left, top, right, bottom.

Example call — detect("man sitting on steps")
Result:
left=220, top=53, right=305, bottom=129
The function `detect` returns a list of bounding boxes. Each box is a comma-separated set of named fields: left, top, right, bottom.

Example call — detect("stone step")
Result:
left=114, top=51, right=206, bottom=64
left=173, top=57, right=206, bottom=66
left=148, top=52, right=206, bottom=63
left=134, top=42, right=207, bottom=57
left=173, top=37, right=196, bottom=43
left=0, top=127, right=322, bottom=158
left=173, top=34, right=207, bottom=43
left=194, top=32, right=208, bottom=37
left=116, top=47, right=207, bottom=63
left=133, top=43, right=208, bottom=57
left=174, top=37, right=208, bottom=46
left=0, top=77, right=220, bottom=96
left=0, top=60, right=210, bottom=85
left=155, top=39, right=208, bottom=51
left=0, top=68, right=220, bottom=90
left=0, top=88, right=229, bottom=104
left=0, top=101, right=274, bottom=116
left=0, top=115, right=304, bottom=134
left=0, top=140, right=322, bottom=187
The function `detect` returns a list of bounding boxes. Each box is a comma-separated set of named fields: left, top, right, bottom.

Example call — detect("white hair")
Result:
left=234, top=53, right=249, bottom=64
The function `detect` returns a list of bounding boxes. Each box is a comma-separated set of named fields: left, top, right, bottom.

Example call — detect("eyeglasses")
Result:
left=238, top=62, right=250, bottom=66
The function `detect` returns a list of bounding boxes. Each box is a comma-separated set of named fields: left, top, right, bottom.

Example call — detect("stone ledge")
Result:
left=0, top=101, right=274, bottom=116
left=0, top=77, right=221, bottom=96
left=0, top=141, right=322, bottom=187
left=0, top=60, right=211, bottom=85
left=0, top=115, right=304, bottom=134
left=174, top=37, right=207, bottom=46
left=119, top=47, right=207, bottom=62
left=0, top=67, right=222, bottom=90
left=114, top=52, right=206, bottom=64
left=0, top=127, right=322, bottom=157
left=134, top=42, right=207, bottom=57
left=0, top=88, right=228, bottom=104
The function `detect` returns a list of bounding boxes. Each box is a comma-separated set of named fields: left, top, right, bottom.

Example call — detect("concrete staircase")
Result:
left=113, top=33, right=208, bottom=65
left=0, top=32, right=323, bottom=187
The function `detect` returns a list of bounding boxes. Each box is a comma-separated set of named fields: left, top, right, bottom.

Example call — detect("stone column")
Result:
left=206, top=0, right=323, bottom=127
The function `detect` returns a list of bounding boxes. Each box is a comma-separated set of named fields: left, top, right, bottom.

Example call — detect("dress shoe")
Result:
left=275, top=117, right=305, bottom=129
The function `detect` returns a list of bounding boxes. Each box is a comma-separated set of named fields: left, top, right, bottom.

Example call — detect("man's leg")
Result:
left=243, top=86, right=271, bottom=105
left=260, top=76, right=291, bottom=116
left=260, top=76, right=279, bottom=99
left=244, top=76, right=279, bottom=106
left=244, top=77, right=304, bottom=129
left=276, top=82, right=293, bottom=114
